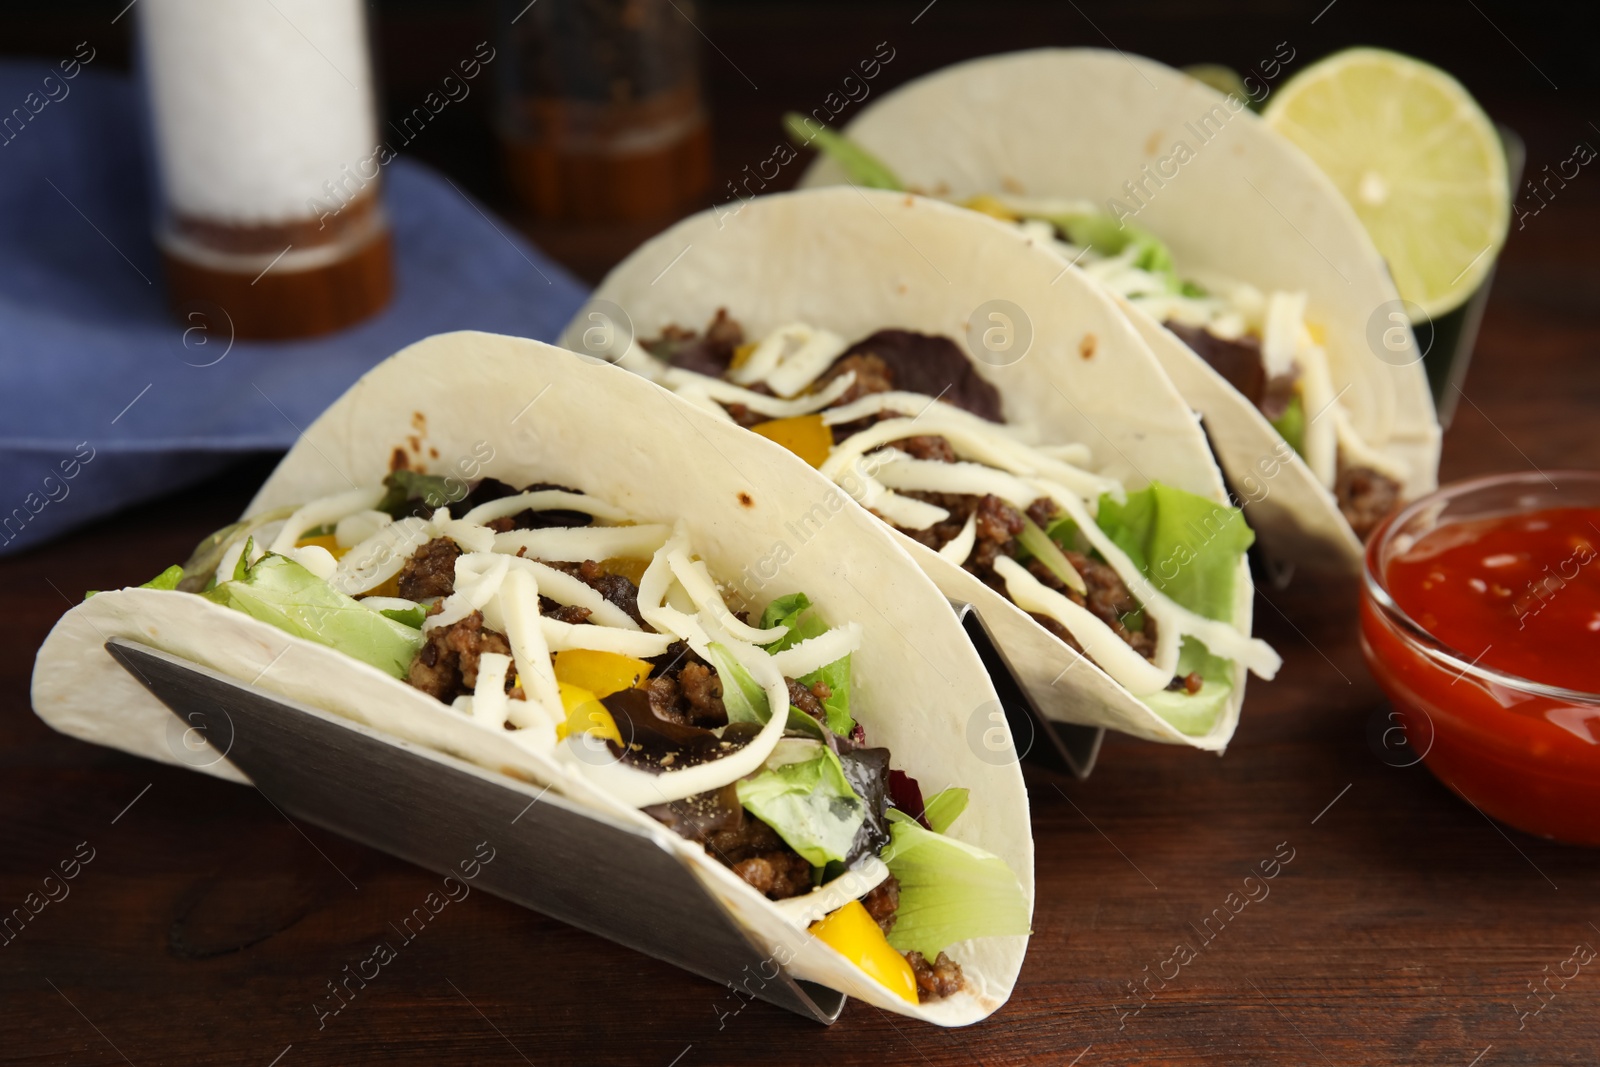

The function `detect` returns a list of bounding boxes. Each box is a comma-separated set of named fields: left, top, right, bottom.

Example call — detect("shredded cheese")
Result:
left=746, top=323, right=850, bottom=398
left=328, top=516, right=431, bottom=596
left=270, top=487, right=385, bottom=555
left=666, top=544, right=787, bottom=644
left=461, top=490, right=636, bottom=527
left=994, top=556, right=1172, bottom=695
left=429, top=509, right=496, bottom=554
left=494, top=524, right=671, bottom=563
left=493, top=568, right=563, bottom=720
left=938, top=513, right=977, bottom=565
left=766, top=621, right=862, bottom=679
left=471, top=652, right=512, bottom=730
left=872, top=452, right=1038, bottom=507
left=335, top=509, right=393, bottom=549
left=661, top=366, right=859, bottom=419
left=540, top=616, right=675, bottom=657
left=501, top=555, right=640, bottom=630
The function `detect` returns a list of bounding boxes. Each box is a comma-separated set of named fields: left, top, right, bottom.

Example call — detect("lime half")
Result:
left=1263, top=48, right=1509, bottom=320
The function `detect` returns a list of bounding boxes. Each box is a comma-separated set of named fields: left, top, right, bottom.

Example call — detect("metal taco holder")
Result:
left=105, top=638, right=847, bottom=1025
left=101, top=601, right=1092, bottom=1024
left=949, top=601, right=1105, bottom=779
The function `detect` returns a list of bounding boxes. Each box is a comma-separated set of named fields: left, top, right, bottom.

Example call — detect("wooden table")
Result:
left=5, top=5, right=1599, bottom=1065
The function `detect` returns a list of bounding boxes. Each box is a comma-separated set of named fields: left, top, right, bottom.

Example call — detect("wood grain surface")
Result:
left=4, top=3, right=1598, bottom=1064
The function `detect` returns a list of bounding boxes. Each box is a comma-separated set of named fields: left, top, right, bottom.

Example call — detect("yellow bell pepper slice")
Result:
left=361, top=572, right=401, bottom=599
left=750, top=413, right=832, bottom=469
left=555, top=681, right=624, bottom=744
left=809, top=899, right=918, bottom=1004
left=294, top=532, right=348, bottom=560
left=553, top=649, right=653, bottom=698
left=962, top=193, right=1019, bottom=222
left=728, top=340, right=759, bottom=371
left=596, top=556, right=649, bottom=587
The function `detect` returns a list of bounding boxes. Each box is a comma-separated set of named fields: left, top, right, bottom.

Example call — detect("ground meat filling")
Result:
left=786, top=677, right=832, bottom=726
left=643, top=785, right=813, bottom=900
left=1167, top=672, right=1205, bottom=694
left=1337, top=463, right=1402, bottom=541
left=537, top=558, right=646, bottom=626
left=641, top=308, right=746, bottom=378
left=1166, top=321, right=1404, bottom=542
left=831, top=330, right=1004, bottom=422
left=731, top=851, right=814, bottom=900
left=397, top=536, right=462, bottom=601
left=883, top=444, right=1160, bottom=664
left=1164, top=321, right=1269, bottom=406
left=892, top=434, right=958, bottom=463
left=542, top=602, right=592, bottom=625
left=861, top=874, right=900, bottom=934
left=406, top=610, right=520, bottom=704
left=818, top=352, right=896, bottom=413
left=643, top=645, right=730, bottom=729
left=905, top=950, right=966, bottom=1001
left=705, top=814, right=812, bottom=900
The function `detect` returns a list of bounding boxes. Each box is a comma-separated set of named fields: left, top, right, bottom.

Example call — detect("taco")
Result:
left=791, top=47, right=1442, bottom=572
left=561, top=187, right=1280, bottom=751
left=31, top=332, right=1032, bottom=1025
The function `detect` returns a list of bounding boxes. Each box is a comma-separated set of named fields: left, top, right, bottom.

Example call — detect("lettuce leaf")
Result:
left=377, top=470, right=462, bottom=518
left=705, top=642, right=769, bottom=723
left=86, top=563, right=185, bottom=600
left=922, top=788, right=969, bottom=835
left=736, top=740, right=865, bottom=866
left=1095, top=483, right=1253, bottom=623
left=706, top=641, right=824, bottom=740
left=1270, top=393, right=1306, bottom=458
left=782, top=113, right=903, bottom=190
left=1031, top=212, right=1190, bottom=291
left=379, top=605, right=427, bottom=629
left=757, top=593, right=854, bottom=736
left=880, top=811, right=1031, bottom=960
left=139, top=565, right=186, bottom=591
left=202, top=553, right=424, bottom=679
left=1141, top=637, right=1234, bottom=736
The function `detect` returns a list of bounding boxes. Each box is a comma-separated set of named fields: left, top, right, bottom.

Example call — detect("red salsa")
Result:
left=1385, top=507, right=1600, bottom=692
left=1362, top=506, right=1600, bottom=846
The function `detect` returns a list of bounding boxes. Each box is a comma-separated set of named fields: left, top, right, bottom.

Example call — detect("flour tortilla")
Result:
left=561, top=187, right=1258, bottom=751
left=799, top=47, right=1441, bottom=574
left=32, top=332, right=1032, bottom=1026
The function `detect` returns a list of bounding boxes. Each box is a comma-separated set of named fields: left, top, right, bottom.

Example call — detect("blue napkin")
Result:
left=0, top=63, right=588, bottom=555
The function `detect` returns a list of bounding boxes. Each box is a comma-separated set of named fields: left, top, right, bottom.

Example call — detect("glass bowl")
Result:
left=1360, top=470, right=1600, bottom=846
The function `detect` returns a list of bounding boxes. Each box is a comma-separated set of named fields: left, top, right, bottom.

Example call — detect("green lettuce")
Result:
left=377, top=470, right=464, bottom=518
left=1024, top=211, right=1200, bottom=294
left=138, top=565, right=186, bottom=591
left=86, top=563, right=186, bottom=600
left=736, top=740, right=865, bottom=866
left=202, top=553, right=424, bottom=679
left=1094, top=485, right=1253, bottom=736
left=758, top=593, right=854, bottom=736
left=782, top=113, right=903, bottom=190
left=922, top=787, right=970, bottom=835
left=379, top=605, right=427, bottom=629
left=706, top=641, right=824, bottom=740
left=1143, top=637, right=1234, bottom=736
left=1270, top=393, right=1306, bottom=458
left=1095, top=483, right=1253, bottom=623
left=880, top=811, right=1031, bottom=960
left=173, top=505, right=297, bottom=593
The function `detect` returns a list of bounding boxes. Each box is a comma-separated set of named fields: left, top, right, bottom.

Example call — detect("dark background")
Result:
left=4, top=3, right=1599, bottom=1066
left=5, top=0, right=1595, bottom=280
